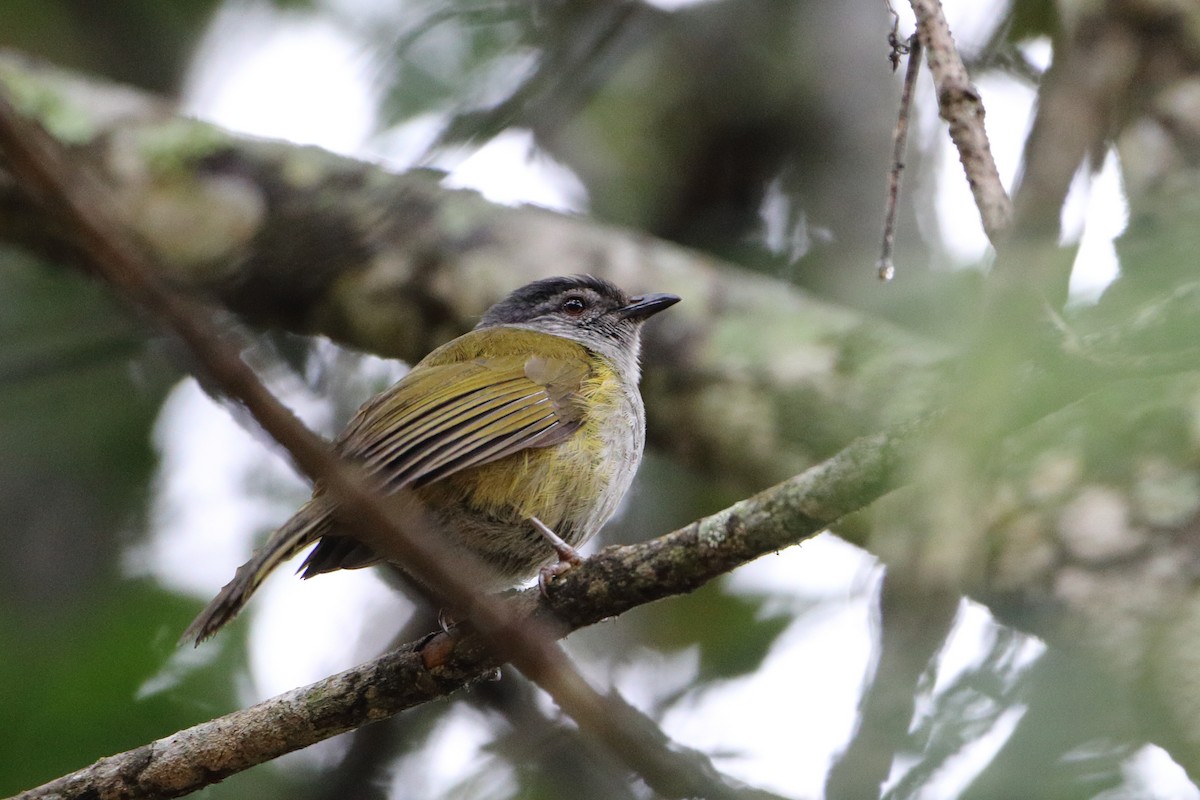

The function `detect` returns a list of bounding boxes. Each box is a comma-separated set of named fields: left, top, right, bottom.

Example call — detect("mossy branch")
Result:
left=12, top=418, right=920, bottom=800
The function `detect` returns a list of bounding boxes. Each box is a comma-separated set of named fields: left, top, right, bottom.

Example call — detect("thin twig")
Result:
left=908, top=0, right=1013, bottom=242
left=885, top=0, right=905, bottom=72
left=0, top=90, right=760, bottom=800
left=878, top=32, right=921, bottom=282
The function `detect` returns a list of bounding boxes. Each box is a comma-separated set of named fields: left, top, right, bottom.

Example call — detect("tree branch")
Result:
left=908, top=0, right=1012, bottom=243
left=0, top=48, right=943, bottom=496
left=0, top=71, right=783, bottom=800
left=12, top=418, right=921, bottom=800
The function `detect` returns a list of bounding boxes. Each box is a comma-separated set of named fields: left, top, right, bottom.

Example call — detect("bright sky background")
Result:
left=130, top=0, right=1189, bottom=797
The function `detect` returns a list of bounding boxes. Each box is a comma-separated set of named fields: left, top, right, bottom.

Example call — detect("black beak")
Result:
left=618, top=292, right=681, bottom=321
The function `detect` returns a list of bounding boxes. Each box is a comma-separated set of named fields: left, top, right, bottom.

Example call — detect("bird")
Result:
left=181, top=274, right=680, bottom=644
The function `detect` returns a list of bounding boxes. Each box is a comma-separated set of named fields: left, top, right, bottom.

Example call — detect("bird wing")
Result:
left=333, top=335, right=590, bottom=491
left=187, top=329, right=595, bottom=637
left=298, top=328, right=592, bottom=579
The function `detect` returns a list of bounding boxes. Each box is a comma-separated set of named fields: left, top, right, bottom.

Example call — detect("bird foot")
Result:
left=531, top=516, right=583, bottom=596
left=538, top=557, right=584, bottom=596
left=437, top=607, right=460, bottom=633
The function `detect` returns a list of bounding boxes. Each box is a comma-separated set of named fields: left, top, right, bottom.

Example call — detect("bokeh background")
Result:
left=3, top=1, right=1198, bottom=798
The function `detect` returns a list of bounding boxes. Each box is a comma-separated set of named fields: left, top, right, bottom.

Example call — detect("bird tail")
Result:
left=179, top=498, right=330, bottom=646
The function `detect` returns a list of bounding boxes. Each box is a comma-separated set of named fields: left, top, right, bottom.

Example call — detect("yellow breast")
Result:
left=417, top=351, right=643, bottom=542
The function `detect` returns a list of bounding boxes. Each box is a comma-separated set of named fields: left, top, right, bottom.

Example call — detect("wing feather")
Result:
left=405, top=399, right=560, bottom=484
left=333, top=350, right=587, bottom=492
left=352, top=378, right=537, bottom=466
left=379, top=394, right=554, bottom=487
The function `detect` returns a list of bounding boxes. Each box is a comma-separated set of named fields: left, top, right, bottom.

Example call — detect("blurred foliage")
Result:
left=0, top=581, right=248, bottom=795
left=0, top=252, right=170, bottom=612
left=0, top=254, right=197, bottom=791
left=370, top=1, right=531, bottom=124
left=0, top=0, right=220, bottom=94
left=955, top=650, right=1139, bottom=800
left=5, top=1, right=1200, bottom=799
left=368, top=0, right=894, bottom=293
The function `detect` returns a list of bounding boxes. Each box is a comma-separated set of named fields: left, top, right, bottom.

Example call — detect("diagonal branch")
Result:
left=12, top=417, right=923, bottom=800
left=0, top=49, right=943, bottom=500
left=0, top=82, right=779, bottom=800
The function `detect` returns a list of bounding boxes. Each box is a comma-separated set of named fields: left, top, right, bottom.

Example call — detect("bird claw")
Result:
left=538, top=554, right=582, bottom=597
left=530, top=515, right=584, bottom=596
left=437, top=607, right=460, bottom=633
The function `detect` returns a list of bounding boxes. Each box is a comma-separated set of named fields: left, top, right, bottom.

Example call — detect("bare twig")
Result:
left=908, top=0, right=1013, bottom=242
left=878, top=32, right=921, bottom=282
left=0, top=90, right=765, bottom=800
left=885, top=1, right=906, bottom=72
left=12, top=418, right=923, bottom=800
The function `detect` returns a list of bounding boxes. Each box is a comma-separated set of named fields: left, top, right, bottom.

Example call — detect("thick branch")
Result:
left=0, top=48, right=943, bottom=495
left=0, top=69, right=791, bottom=800
left=12, top=418, right=920, bottom=800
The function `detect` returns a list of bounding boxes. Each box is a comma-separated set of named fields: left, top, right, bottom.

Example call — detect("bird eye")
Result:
left=561, top=296, right=587, bottom=315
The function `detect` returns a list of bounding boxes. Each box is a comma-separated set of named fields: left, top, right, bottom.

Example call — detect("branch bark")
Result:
left=12, top=419, right=921, bottom=800
left=7, top=6, right=1200, bottom=785
left=0, top=48, right=944, bottom=497
left=908, top=0, right=1012, bottom=243
left=0, top=68, right=796, bottom=800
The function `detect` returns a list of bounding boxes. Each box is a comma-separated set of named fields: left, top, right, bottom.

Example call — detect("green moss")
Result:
left=0, top=62, right=99, bottom=144
left=277, top=148, right=323, bottom=189
left=133, top=117, right=230, bottom=177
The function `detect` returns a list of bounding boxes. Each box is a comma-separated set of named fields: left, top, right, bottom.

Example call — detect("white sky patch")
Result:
left=248, top=566, right=408, bottom=702
left=1116, top=746, right=1200, bottom=800
left=441, top=128, right=588, bottom=212
left=931, top=601, right=1045, bottom=698
left=924, top=65, right=1126, bottom=300
left=724, top=533, right=877, bottom=599
left=129, top=377, right=318, bottom=595
left=386, top=706, right=516, bottom=800
left=890, top=0, right=1009, bottom=57
left=615, top=539, right=882, bottom=798
left=372, top=111, right=449, bottom=169
left=1065, top=148, right=1128, bottom=303
left=656, top=594, right=877, bottom=798
left=1020, top=36, right=1054, bottom=73
left=938, top=0, right=1010, bottom=54
left=759, top=176, right=812, bottom=263
left=183, top=1, right=377, bottom=154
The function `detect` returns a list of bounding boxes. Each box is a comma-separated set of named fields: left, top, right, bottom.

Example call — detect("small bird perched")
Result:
left=182, top=275, right=679, bottom=644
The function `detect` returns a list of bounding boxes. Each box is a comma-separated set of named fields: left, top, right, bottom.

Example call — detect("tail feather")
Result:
left=180, top=499, right=330, bottom=646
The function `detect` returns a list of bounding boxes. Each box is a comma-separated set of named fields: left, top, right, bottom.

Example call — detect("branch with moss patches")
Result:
left=0, top=48, right=944, bottom=499
left=12, top=417, right=920, bottom=800
left=0, top=64, right=812, bottom=800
